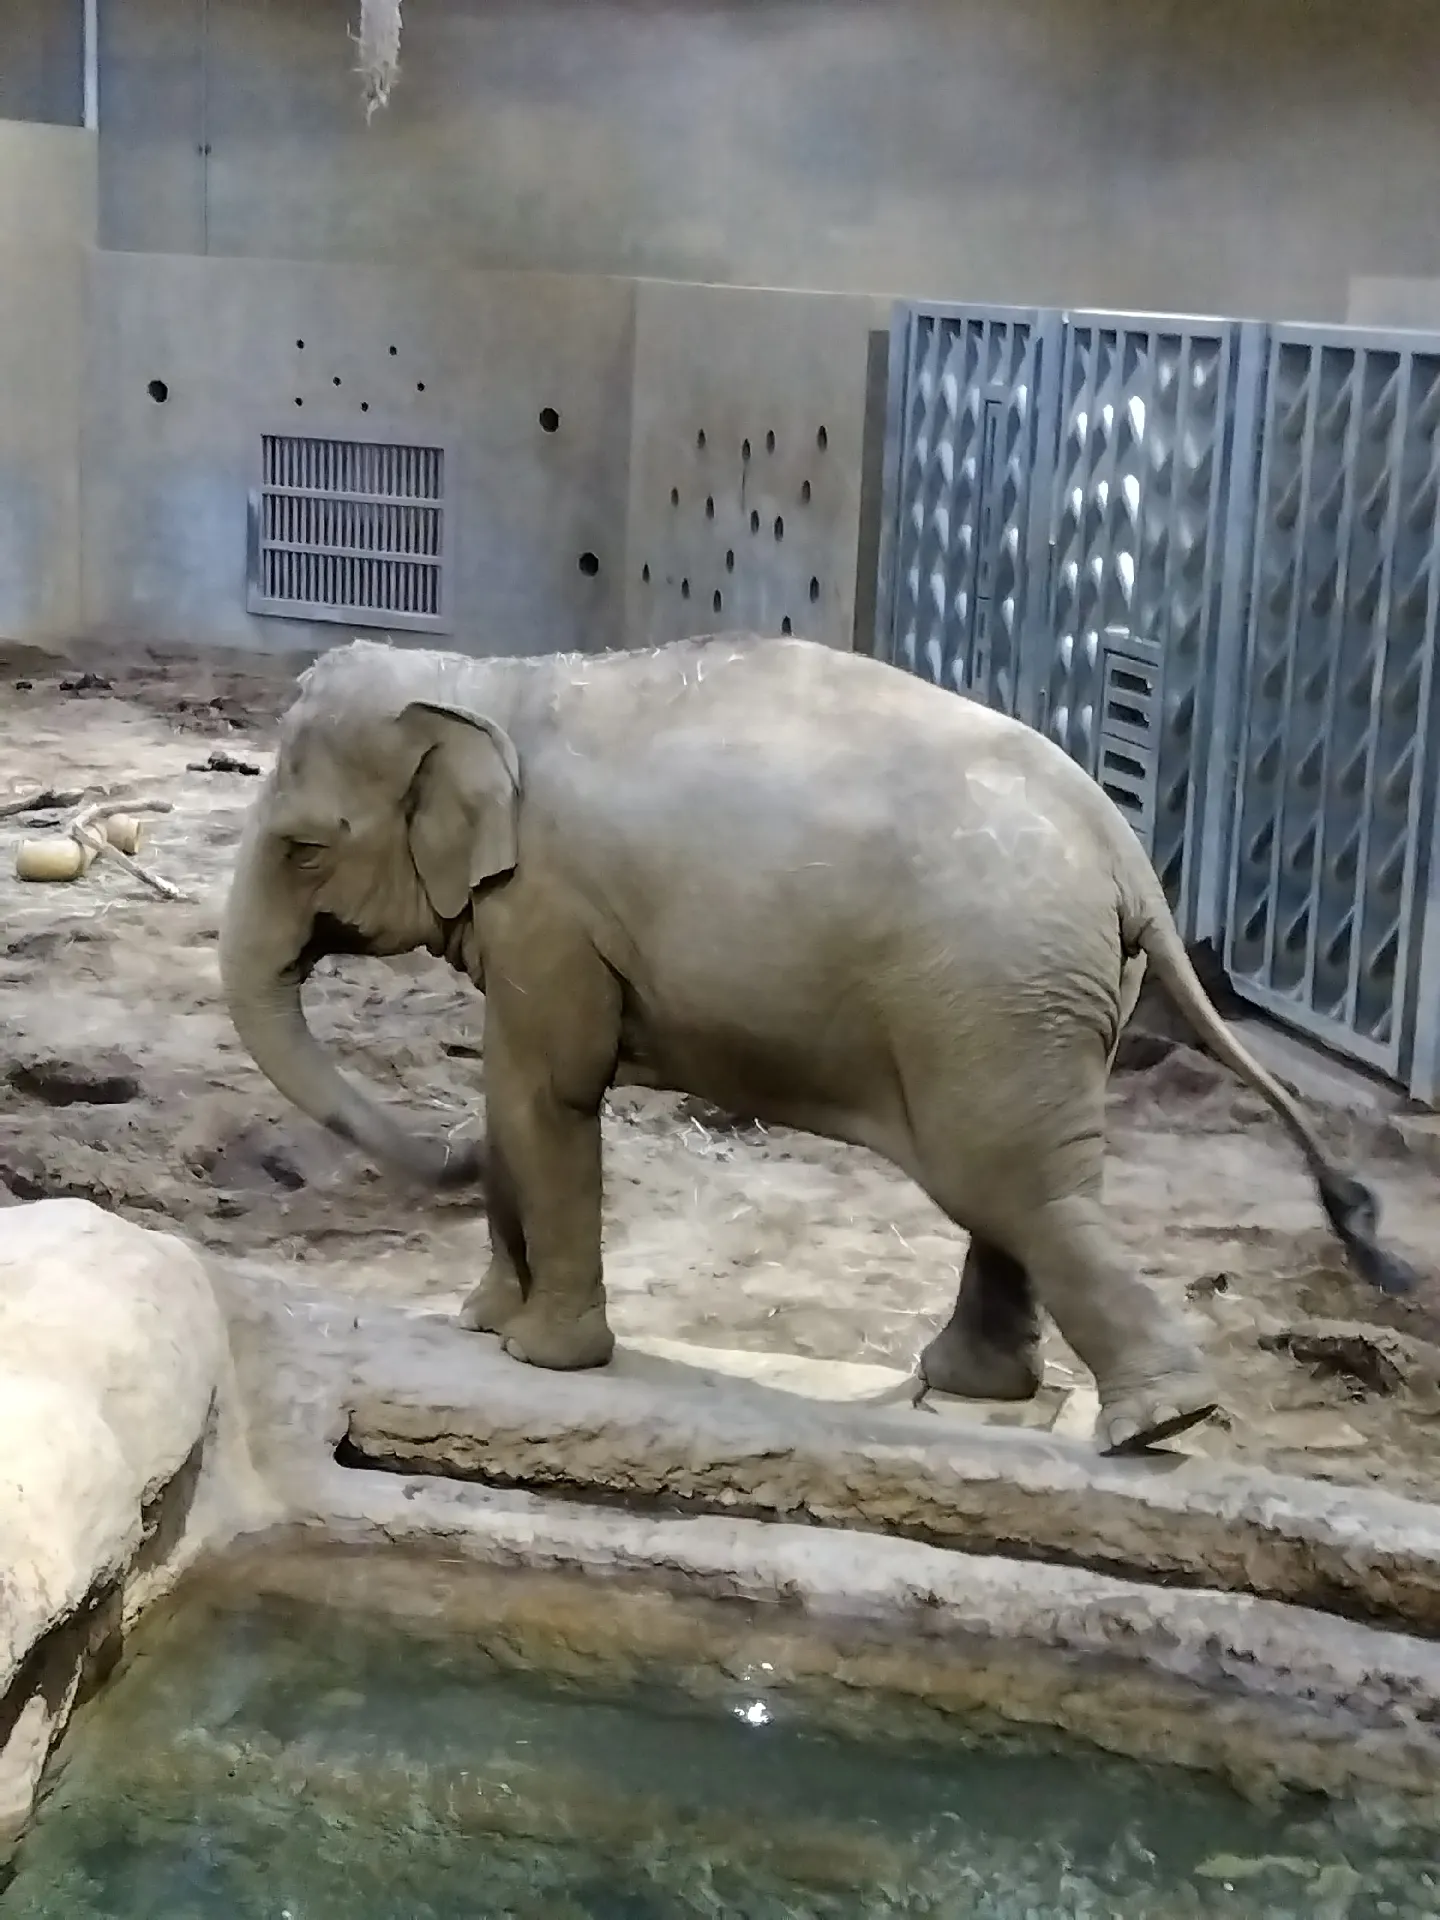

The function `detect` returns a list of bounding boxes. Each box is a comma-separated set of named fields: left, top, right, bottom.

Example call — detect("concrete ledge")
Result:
left=203, top=1263, right=1440, bottom=1805
left=203, top=1528, right=1440, bottom=1809
left=339, top=1304, right=1440, bottom=1639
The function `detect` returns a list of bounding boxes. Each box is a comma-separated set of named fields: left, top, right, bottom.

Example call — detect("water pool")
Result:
left=2, top=1585, right=1435, bottom=1919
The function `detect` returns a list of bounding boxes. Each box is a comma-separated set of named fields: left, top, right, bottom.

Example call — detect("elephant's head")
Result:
left=219, top=642, right=519, bottom=1185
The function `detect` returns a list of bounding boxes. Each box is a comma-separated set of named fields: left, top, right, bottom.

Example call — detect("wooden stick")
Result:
left=66, top=798, right=187, bottom=902
left=0, top=786, right=91, bottom=819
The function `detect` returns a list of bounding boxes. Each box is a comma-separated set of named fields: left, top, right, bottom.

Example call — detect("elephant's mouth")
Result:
left=433, top=909, right=484, bottom=983
left=289, top=911, right=382, bottom=981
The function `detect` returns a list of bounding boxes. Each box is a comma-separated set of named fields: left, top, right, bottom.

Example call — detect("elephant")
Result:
left=219, top=632, right=1418, bottom=1454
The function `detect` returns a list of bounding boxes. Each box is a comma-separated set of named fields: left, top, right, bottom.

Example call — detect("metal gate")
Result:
left=875, top=301, right=1440, bottom=1101
left=876, top=305, right=1058, bottom=715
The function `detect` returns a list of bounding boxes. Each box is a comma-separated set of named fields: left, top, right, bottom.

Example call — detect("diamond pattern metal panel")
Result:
left=1041, top=316, right=1238, bottom=930
left=877, top=306, right=1054, bottom=714
left=1225, top=328, right=1440, bottom=1074
left=874, top=303, right=1440, bottom=1096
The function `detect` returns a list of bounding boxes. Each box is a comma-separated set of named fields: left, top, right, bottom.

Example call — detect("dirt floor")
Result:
left=3, top=641, right=1440, bottom=1498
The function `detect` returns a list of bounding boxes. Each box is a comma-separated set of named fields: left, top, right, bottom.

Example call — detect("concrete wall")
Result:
left=0, top=126, right=95, bottom=647
left=0, top=122, right=96, bottom=247
left=624, top=283, right=887, bottom=652
left=98, top=0, right=1440, bottom=324
left=0, top=0, right=81, bottom=128
left=81, top=254, right=636, bottom=655
left=73, top=259, right=877, bottom=656
left=10, top=0, right=1440, bottom=654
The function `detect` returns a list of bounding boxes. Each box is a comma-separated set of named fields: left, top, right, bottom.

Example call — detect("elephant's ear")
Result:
left=399, top=701, right=521, bottom=919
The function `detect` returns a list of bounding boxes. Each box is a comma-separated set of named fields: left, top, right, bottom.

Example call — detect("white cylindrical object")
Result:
left=15, top=838, right=94, bottom=883
left=104, top=815, right=144, bottom=856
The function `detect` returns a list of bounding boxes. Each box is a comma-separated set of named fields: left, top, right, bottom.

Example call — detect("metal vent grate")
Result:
left=247, top=434, right=448, bottom=633
left=1095, top=629, right=1162, bottom=846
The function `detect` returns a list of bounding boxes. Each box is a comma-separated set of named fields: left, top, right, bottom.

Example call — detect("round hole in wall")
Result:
left=578, top=551, right=600, bottom=577
left=725, top=549, right=735, bottom=573
left=741, top=438, right=751, bottom=462
left=388, top=344, right=398, bottom=356
left=296, top=339, right=305, bottom=350
left=705, top=495, right=715, bottom=520
left=294, top=396, right=304, bottom=408
left=801, top=479, right=812, bottom=504
left=774, top=515, right=784, bottom=541
left=809, top=576, right=820, bottom=603
left=749, top=509, right=760, bottom=534
left=670, top=487, right=680, bottom=508
left=765, top=429, right=775, bottom=453
left=681, top=578, right=691, bottom=600
left=696, top=428, right=707, bottom=451
left=539, top=406, right=560, bottom=433
left=713, top=590, right=723, bottom=614
left=416, top=382, right=426, bottom=393
left=147, top=379, right=169, bottom=404
left=816, top=424, right=829, bottom=451
left=781, top=616, right=793, bottom=635
left=332, top=375, right=342, bottom=387
left=360, top=401, right=370, bottom=412
left=642, top=563, right=651, bottom=583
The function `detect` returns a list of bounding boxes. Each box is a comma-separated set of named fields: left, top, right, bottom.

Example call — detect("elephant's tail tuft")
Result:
left=1314, top=1161, right=1422, bottom=1296
left=1124, top=865, right=1418, bottom=1298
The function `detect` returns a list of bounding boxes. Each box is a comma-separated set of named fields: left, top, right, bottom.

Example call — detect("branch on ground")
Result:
left=67, top=799, right=189, bottom=903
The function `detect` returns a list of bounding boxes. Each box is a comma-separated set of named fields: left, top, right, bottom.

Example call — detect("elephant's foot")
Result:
left=915, top=1320, right=1042, bottom=1402
left=501, top=1300, right=615, bottom=1371
left=457, top=1263, right=525, bottom=1335
left=1095, top=1358, right=1220, bottom=1455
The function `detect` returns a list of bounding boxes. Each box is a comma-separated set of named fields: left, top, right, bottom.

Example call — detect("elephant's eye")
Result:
left=286, top=838, right=330, bottom=872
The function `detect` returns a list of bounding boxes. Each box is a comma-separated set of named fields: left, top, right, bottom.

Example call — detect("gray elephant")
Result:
left=219, top=633, right=1416, bottom=1454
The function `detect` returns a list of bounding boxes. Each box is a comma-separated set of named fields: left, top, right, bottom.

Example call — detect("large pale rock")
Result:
left=0, top=1200, right=231, bottom=1845
left=0, top=1199, right=224, bottom=1506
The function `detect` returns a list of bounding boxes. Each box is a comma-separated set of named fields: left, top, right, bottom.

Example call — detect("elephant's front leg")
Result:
left=481, top=971, right=618, bottom=1371
left=458, top=1138, right=529, bottom=1335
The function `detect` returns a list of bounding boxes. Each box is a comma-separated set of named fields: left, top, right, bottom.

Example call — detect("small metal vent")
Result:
left=1095, top=629, right=1161, bottom=845
left=248, top=434, right=448, bottom=633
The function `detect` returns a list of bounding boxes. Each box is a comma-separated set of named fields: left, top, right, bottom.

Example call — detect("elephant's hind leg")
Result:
left=916, top=1237, right=1042, bottom=1402
left=1010, top=1193, right=1218, bottom=1453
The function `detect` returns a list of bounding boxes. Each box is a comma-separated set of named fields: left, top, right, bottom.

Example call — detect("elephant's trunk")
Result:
left=219, top=824, right=481, bottom=1189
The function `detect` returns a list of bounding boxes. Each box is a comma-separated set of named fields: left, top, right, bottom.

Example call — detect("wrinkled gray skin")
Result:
left=220, top=634, right=1418, bottom=1454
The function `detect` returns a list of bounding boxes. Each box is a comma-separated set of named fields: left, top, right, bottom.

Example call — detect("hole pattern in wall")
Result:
left=285, top=336, right=435, bottom=417
left=636, top=422, right=832, bottom=644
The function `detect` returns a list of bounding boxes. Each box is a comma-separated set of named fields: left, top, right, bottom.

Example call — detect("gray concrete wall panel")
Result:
left=93, top=0, right=1440, bottom=324
left=0, top=123, right=96, bottom=247
left=80, top=254, right=636, bottom=655
left=0, top=0, right=82, bottom=128
left=0, top=245, right=86, bottom=646
left=624, top=282, right=886, bottom=653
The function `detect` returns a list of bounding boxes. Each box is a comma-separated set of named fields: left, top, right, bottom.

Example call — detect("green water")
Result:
left=2, top=1592, right=1436, bottom=1918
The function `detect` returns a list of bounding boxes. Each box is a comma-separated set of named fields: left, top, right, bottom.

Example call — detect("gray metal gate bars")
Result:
left=874, top=301, right=1440, bottom=1104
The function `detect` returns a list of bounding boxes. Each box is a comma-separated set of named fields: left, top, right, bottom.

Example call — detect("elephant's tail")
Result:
left=1124, top=875, right=1419, bottom=1296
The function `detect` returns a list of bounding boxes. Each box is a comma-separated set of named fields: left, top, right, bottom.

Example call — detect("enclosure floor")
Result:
left=2, top=641, right=1439, bottom=1497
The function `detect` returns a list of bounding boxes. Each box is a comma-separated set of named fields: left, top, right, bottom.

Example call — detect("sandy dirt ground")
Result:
left=3, top=642, right=1440, bottom=1498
